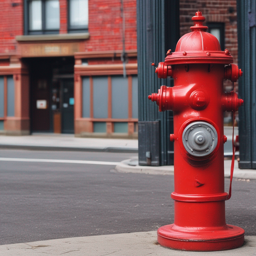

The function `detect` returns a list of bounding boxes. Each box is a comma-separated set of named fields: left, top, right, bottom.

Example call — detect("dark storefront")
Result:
left=27, top=57, right=74, bottom=133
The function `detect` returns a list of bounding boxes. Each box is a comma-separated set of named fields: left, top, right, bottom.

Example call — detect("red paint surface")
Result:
left=179, top=0, right=238, bottom=65
left=149, top=12, right=244, bottom=251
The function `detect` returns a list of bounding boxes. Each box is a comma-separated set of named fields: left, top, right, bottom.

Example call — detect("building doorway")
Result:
left=60, top=78, right=74, bottom=133
left=27, top=57, right=74, bottom=134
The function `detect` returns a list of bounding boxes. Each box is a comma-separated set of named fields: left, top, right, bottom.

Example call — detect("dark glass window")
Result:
left=68, top=0, right=88, bottom=33
left=25, top=0, right=60, bottom=35
left=207, top=23, right=225, bottom=50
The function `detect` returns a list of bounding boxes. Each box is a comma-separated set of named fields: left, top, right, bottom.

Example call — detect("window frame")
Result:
left=24, top=0, right=60, bottom=35
left=68, top=0, right=89, bottom=33
left=207, top=22, right=225, bottom=51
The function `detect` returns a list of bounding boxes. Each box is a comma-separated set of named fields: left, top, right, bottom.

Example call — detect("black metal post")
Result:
left=137, top=0, right=180, bottom=166
left=237, top=0, right=256, bottom=168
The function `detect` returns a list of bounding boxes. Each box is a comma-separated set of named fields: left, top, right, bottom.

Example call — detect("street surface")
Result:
left=0, top=149, right=255, bottom=245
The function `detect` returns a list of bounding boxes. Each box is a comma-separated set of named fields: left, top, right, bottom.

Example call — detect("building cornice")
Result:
left=16, top=33, right=90, bottom=42
left=74, top=63, right=137, bottom=76
left=74, top=50, right=137, bottom=59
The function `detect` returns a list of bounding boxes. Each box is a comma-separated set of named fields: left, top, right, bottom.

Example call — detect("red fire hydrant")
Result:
left=148, top=12, right=244, bottom=251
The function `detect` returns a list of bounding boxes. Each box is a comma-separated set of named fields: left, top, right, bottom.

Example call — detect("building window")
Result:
left=0, top=77, right=4, bottom=118
left=114, top=123, right=128, bottom=133
left=94, top=122, right=106, bottom=133
left=112, top=76, right=128, bottom=119
left=7, top=76, right=15, bottom=117
left=26, top=0, right=60, bottom=35
left=93, top=77, right=108, bottom=118
left=68, top=0, right=88, bottom=33
left=207, top=23, right=225, bottom=50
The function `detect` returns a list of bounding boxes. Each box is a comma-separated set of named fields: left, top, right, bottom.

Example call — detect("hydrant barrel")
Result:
left=148, top=11, right=244, bottom=251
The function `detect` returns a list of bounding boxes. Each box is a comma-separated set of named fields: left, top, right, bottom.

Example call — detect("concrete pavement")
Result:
left=0, top=126, right=236, bottom=154
left=0, top=134, right=138, bottom=153
left=1, top=133, right=255, bottom=179
left=0, top=231, right=255, bottom=256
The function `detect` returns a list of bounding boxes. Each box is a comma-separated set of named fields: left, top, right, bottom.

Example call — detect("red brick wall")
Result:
left=0, top=0, right=23, bottom=54
left=179, top=0, right=238, bottom=64
left=0, top=0, right=237, bottom=60
left=59, top=0, right=68, bottom=34
left=59, top=0, right=137, bottom=51
left=85, top=0, right=137, bottom=51
left=0, top=0, right=137, bottom=54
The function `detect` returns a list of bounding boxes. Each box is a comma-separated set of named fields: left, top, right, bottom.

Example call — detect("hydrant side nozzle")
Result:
left=155, top=62, right=172, bottom=78
left=224, top=64, right=243, bottom=82
left=148, top=93, right=159, bottom=103
left=222, top=91, right=244, bottom=111
left=148, top=86, right=173, bottom=112
left=223, top=135, right=228, bottom=143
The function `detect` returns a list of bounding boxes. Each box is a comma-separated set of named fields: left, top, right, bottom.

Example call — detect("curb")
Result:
left=115, top=162, right=174, bottom=175
left=115, top=159, right=256, bottom=180
left=115, top=159, right=174, bottom=175
left=0, top=145, right=138, bottom=153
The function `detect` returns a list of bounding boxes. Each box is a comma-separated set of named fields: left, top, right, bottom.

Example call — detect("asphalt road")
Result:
left=0, top=149, right=255, bottom=245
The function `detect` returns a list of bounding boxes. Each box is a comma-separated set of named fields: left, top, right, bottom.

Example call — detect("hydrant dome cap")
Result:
left=176, top=31, right=221, bottom=52
left=165, top=12, right=233, bottom=65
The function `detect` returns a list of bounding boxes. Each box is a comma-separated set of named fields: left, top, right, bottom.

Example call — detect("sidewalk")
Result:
left=0, top=134, right=138, bottom=153
left=0, top=231, right=255, bottom=256
left=1, top=133, right=256, bottom=180
left=0, top=127, right=237, bottom=154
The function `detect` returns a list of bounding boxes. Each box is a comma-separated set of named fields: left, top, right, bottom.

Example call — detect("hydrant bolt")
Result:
left=170, top=134, right=176, bottom=141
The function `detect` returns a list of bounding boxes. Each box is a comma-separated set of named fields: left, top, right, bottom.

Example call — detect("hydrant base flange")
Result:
left=158, top=224, right=244, bottom=251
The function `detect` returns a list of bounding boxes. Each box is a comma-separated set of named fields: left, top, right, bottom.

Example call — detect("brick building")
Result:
left=0, top=0, right=138, bottom=137
left=0, top=0, right=238, bottom=136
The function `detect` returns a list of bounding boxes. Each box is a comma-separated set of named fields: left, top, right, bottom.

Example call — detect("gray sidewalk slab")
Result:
left=0, top=231, right=255, bottom=256
left=0, top=134, right=138, bottom=153
left=0, top=126, right=236, bottom=154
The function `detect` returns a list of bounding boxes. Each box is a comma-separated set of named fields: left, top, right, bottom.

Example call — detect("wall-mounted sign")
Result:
left=19, top=42, right=81, bottom=57
left=45, top=46, right=60, bottom=53
left=37, top=100, right=47, bottom=109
